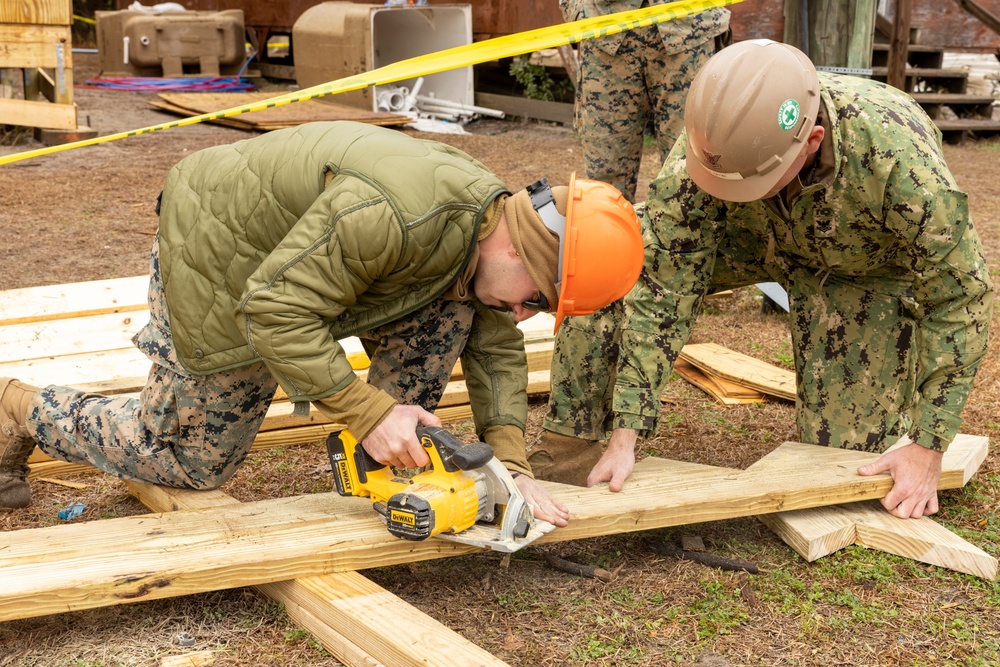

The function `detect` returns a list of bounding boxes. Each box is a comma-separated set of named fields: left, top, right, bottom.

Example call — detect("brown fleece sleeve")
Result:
left=312, top=376, right=398, bottom=442
left=483, top=424, right=533, bottom=479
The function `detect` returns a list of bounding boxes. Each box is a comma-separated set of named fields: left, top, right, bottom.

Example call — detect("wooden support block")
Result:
left=129, top=482, right=508, bottom=667
left=0, top=436, right=988, bottom=623
left=0, top=24, right=72, bottom=69
left=0, top=95, right=76, bottom=130
left=760, top=500, right=998, bottom=580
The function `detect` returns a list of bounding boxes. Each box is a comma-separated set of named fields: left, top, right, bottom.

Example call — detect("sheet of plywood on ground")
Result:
left=759, top=500, right=997, bottom=580
left=673, top=358, right=766, bottom=405
left=0, top=435, right=987, bottom=622
left=150, top=92, right=412, bottom=130
left=679, top=342, right=797, bottom=401
left=128, top=482, right=509, bottom=667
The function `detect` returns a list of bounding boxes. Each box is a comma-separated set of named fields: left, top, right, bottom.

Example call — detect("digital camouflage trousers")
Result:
left=26, top=238, right=475, bottom=488
left=574, top=25, right=716, bottom=203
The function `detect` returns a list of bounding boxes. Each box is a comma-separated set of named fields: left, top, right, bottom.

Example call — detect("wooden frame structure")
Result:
left=0, top=0, right=78, bottom=131
left=0, top=276, right=994, bottom=665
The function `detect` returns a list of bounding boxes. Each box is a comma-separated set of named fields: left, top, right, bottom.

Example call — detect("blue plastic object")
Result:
left=58, top=502, right=87, bottom=520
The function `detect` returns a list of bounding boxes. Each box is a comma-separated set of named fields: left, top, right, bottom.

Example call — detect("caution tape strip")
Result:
left=1, top=0, right=740, bottom=166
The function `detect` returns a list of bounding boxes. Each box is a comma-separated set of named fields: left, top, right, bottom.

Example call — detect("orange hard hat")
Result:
left=528, top=172, right=644, bottom=332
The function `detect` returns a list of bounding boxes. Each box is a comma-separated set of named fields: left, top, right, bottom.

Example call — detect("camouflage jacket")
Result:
left=559, top=0, right=730, bottom=56
left=614, top=73, right=994, bottom=450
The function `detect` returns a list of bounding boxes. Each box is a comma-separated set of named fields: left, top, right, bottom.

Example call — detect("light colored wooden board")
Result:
left=679, top=342, right=796, bottom=402
left=1, top=310, right=148, bottom=363
left=0, top=435, right=988, bottom=622
left=759, top=500, right=998, bottom=580
left=0, top=95, right=76, bottom=130
left=0, top=0, right=72, bottom=25
left=673, top=358, right=765, bottom=405
left=0, top=275, right=149, bottom=326
left=129, top=482, right=507, bottom=667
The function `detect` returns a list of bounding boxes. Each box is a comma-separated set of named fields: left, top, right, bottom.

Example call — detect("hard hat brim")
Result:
left=685, top=137, right=792, bottom=203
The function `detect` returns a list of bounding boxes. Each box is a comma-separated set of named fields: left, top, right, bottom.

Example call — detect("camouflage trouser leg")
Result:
left=543, top=300, right=623, bottom=440
left=25, top=237, right=278, bottom=489
left=360, top=298, right=475, bottom=409
left=575, top=27, right=716, bottom=203
left=547, top=225, right=915, bottom=452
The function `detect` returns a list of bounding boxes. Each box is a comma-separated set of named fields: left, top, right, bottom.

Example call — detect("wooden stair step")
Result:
left=870, top=66, right=971, bottom=79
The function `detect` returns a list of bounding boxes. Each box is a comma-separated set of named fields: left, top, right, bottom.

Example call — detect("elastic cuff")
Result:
left=483, top=424, right=532, bottom=479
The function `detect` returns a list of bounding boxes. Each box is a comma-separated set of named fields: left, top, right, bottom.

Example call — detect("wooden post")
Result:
left=887, top=0, right=913, bottom=91
left=783, top=0, right=877, bottom=71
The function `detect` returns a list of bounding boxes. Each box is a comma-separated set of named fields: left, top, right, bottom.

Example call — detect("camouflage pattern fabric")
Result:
left=360, top=298, right=474, bottom=408
left=25, top=239, right=482, bottom=488
left=563, top=0, right=729, bottom=202
left=547, top=73, right=994, bottom=455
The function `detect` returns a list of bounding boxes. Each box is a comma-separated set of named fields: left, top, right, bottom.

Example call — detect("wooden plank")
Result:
left=0, top=95, right=75, bottom=130
left=149, top=92, right=412, bottom=130
left=0, top=24, right=71, bottom=68
left=673, top=358, right=766, bottom=405
left=0, top=0, right=72, bottom=25
left=0, top=435, right=987, bottom=622
left=0, top=275, right=149, bottom=326
left=129, top=482, right=509, bottom=667
left=679, top=342, right=797, bottom=402
left=0, top=311, right=148, bottom=363
left=759, top=500, right=998, bottom=580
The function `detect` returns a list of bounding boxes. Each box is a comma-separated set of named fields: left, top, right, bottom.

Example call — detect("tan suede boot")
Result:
left=0, top=378, right=40, bottom=510
left=526, top=430, right=603, bottom=487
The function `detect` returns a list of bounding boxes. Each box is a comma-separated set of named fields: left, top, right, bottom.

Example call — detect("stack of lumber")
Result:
left=0, top=275, right=559, bottom=479
left=150, top=92, right=413, bottom=131
left=678, top=342, right=797, bottom=404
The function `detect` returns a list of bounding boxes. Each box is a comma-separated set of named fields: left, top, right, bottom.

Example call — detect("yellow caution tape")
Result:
left=1, top=0, right=739, bottom=166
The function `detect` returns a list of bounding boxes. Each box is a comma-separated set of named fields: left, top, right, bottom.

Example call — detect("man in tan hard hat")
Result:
left=532, top=40, right=993, bottom=519
left=0, top=121, right=643, bottom=522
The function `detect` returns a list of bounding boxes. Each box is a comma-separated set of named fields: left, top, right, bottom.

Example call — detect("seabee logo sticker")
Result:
left=778, top=99, right=801, bottom=131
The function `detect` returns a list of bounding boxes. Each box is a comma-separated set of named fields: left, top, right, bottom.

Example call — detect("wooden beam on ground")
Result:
left=129, top=482, right=509, bottom=667
left=759, top=500, right=998, bottom=580
left=0, top=435, right=987, bottom=622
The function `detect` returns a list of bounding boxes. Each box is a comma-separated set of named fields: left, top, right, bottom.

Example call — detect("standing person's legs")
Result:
left=575, top=29, right=653, bottom=203
left=26, top=238, right=278, bottom=489
left=646, top=39, right=717, bottom=163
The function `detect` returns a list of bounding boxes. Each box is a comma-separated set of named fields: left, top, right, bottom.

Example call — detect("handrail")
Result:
left=953, top=0, right=1000, bottom=37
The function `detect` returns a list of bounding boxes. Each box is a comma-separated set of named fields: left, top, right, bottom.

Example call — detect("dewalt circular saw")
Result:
left=326, top=426, right=554, bottom=553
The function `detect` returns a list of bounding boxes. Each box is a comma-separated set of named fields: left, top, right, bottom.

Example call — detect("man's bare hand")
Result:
left=362, top=404, right=442, bottom=469
left=857, top=442, right=943, bottom=518
left=515, top=474, right=570, bottom=527
left=586, top=428, right=637, bottom=492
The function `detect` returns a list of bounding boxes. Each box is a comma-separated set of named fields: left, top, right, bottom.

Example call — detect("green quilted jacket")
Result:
left=157, top=121, right=525, bottom=432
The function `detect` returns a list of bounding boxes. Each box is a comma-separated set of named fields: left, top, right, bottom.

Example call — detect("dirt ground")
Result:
left=1, top=52, right=1000, bottom=666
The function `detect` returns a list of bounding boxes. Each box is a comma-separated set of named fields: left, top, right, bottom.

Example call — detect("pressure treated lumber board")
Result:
left=128, top=482, right=509, bottom=667
left=673, top=358, right=766, bottom=405
left=759, top=500, right=998, bottom=580
left=0, top=435, right=987, bottom=622
left=0, top=275, right=149, bottom=326
left=679, top=342, right=796, bottom=401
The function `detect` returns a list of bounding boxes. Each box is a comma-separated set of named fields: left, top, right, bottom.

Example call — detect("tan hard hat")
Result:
left=684, top=40, right=821, bottom=202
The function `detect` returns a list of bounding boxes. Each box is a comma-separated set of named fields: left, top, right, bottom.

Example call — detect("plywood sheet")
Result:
left=151, top=92, right=412, bottom=131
